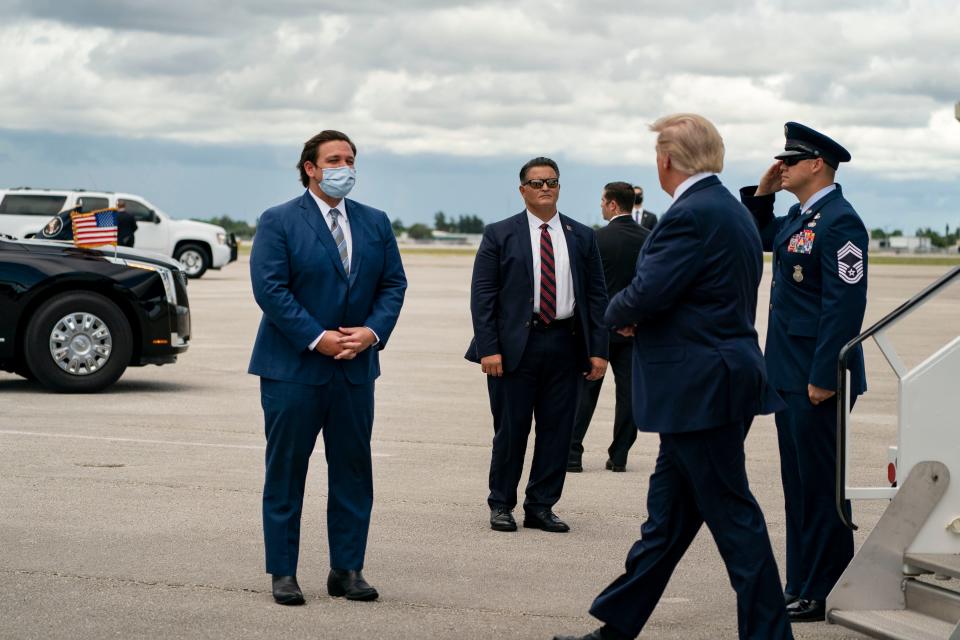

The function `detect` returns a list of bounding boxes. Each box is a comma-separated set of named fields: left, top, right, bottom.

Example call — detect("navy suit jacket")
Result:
left=605, top=176, right=781, bottom=433
left=248, top=192, right=407, bottom=386
left=740, top=184, right=867, bottom=397
left=465, top=211, right=609, bottom=373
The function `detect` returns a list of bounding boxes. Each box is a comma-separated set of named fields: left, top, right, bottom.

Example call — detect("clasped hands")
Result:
left=480, top=354, right=607, bottom=381
left=315, top=326, right=376, bottom=360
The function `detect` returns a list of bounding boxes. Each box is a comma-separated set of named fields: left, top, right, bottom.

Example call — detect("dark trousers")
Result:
left=260, top=372, right=375, bottom=575
left=487, top=324, right=580, bottom=511
left=589, top=422, right=793, bottom=640
left=775, top=392, right=854, bottom=600
left=569, top=340, right=637, bottom=467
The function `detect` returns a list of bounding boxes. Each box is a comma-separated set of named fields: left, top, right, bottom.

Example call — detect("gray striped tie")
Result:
left=330, top=208, right=349, bottom=274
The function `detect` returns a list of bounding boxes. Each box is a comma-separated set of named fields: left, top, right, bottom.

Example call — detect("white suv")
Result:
left=0, top=187, right=238, bottom=278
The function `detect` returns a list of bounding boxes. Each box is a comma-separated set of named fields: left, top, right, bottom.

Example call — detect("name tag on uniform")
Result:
left=787, top=229, right=816, bottom=254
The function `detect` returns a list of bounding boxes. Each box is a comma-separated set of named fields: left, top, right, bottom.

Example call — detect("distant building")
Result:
left=888, top=236, right=932, bottom=253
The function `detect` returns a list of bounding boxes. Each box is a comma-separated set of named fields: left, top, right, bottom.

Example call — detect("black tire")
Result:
left=23, top=292, right=132, bottom=393
left=174, top=243, right=210, bottom=279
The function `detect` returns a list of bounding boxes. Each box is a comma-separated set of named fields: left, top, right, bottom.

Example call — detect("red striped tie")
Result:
left=539, top=223, right=556, bottom=324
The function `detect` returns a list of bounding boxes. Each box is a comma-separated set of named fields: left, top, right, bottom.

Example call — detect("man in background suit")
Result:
left=467, top=156, right=609, bottom=534
left=567, top=182, right=650, bottom=473
left=631, top=185, right=657, bottom=231
left=740, top=122, right=868, bottom=622
left=554, top=114, right=792, bottom=640
left=249, top=130, right=407, bottom=606
left=115, top=199, right=138, bottom=248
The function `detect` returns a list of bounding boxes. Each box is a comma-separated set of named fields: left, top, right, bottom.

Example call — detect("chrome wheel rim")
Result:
left=178, top=249, right=204, bottom=276
left=49, top=312, right=113, bottom=376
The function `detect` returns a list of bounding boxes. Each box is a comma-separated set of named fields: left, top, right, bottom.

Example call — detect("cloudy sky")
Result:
left=1, top=0, right=958, bottom=231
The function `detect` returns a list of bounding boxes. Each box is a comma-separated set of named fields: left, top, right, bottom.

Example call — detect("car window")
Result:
left=122, top=200, right=154, bottom=221
left=0, top=194, right=68, bottom=215
left=78, top=196, right=109, bottom=213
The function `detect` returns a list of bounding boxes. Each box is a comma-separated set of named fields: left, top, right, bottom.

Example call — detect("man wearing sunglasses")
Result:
left=739, top=122, right=869, bottom=623
left=466, top=156, right=609, bottom=534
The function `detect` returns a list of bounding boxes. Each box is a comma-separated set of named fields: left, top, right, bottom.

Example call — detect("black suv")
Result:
left=0, top=236, right=190, bottom=392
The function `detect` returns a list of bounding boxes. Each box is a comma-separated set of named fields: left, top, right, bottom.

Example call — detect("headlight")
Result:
left=105, top=257, right=178, bottom=305
left=216, top=232, right=226, bottom=245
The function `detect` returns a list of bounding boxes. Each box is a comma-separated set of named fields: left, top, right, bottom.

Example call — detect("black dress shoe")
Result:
left=271, top=575, right=305, bottom=606
left=605, top=459, right=626, bottom=472
left=567, top=460, right=583, bottom=472
left=786, top=598, right=825, bottom=622
left=327, top=569, right=378, bottom=601
left=784, top=591, right=798, bottom=605
left=490, top=507, right=518, bottom=531
left=523, top=509, right=570, bottom=533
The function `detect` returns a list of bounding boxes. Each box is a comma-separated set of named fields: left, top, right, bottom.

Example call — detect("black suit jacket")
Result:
left=597, top=215, right=649, bottom=343
left=465, top=211, right=609, bottom=373
left=633, top=209, right=658, bottom=231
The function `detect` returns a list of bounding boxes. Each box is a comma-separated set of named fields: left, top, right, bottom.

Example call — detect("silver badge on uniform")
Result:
left=793, top=265, right=804, bottom=282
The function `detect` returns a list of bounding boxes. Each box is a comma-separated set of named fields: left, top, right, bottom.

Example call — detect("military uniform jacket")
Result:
left=740, top=184, right=868, bottom=397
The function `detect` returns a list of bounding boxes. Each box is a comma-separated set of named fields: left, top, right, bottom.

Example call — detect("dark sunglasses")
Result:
left=523, top=178, right=560, bottom=189
left=782, top=156, right=816, bottom=167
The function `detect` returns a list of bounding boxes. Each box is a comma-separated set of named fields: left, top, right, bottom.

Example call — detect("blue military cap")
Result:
left=775, top=122, right=851, bottom=169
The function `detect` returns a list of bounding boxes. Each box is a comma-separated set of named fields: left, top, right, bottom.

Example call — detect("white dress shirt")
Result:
left=799, top=183, right=837, bottom=214
left=672, top=172, right=716, bottom=203
left=308, top=188, right=352, bottom=269
left=527, top=210, right=575, bottom=320
left=305, top=188, right=377, bottom=351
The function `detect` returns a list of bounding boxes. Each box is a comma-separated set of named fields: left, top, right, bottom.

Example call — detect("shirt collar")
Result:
left=800, top=183, right=837, bottom=213
left=609, top=213, right=633, bottom=222
left=672, top=172, right=714, bottom=203
left=307, top=188, right=344, bottom=218
left=527, top=209, right=560, bottom=230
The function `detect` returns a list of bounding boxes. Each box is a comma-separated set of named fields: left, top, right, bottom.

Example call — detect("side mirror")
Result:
left=151, top=211, right=160, bottom=224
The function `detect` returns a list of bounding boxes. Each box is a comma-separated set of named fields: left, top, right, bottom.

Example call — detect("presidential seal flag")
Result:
left=837, top=240, right=864, bottom=284
left=71, top=208, right=118, bottom=248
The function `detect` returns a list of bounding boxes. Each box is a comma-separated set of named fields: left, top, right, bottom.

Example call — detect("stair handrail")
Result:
left=836, top=265, right=960, bottom=530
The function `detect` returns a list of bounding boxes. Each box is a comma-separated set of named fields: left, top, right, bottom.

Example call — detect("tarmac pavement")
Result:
left=1, top=254, right=957, bottom=639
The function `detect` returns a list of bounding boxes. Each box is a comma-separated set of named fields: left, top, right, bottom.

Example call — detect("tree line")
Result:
left=871, top=225, right=960, bottom=249
left=391, top=211, right=485, bottom=240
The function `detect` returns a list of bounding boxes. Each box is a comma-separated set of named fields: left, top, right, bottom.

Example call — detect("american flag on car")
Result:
left=71, top=208, right=118, bottom=248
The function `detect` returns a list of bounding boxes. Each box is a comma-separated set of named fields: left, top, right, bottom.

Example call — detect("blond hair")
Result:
left=649, top=113, right=724, bottom=175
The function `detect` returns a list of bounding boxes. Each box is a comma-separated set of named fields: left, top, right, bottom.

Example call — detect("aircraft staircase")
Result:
left=827, top=265, right=960, bottom=639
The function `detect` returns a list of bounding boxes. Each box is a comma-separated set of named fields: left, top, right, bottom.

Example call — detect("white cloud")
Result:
left=0, top=0, right=958, bottom=177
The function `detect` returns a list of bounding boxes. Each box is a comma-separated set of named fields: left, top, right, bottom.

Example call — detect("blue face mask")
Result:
left=318, top=165, right=356, bottom=199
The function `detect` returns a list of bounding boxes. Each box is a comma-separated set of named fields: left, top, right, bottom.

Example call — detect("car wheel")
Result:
left=175, top=244, right=209, bottom=279
left=23, top=292, right=132, bottom=393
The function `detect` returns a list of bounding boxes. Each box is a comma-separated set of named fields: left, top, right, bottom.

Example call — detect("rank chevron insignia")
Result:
left=837, top=241, right=864, bottom=284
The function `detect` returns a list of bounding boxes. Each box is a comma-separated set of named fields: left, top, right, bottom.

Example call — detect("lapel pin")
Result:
left=565, top=224, right=572, bottom=231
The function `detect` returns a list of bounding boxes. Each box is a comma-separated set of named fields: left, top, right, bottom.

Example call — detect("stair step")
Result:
left=905, top=554, right=960, bottom=580
left=907, top=579, right=960, bottom=624
left=829, top=609, right=956, bottom=640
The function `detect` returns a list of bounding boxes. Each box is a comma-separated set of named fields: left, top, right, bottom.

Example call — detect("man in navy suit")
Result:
left=554, top=114, right=793, bottom=640
left=740, top=123, right=868, bottom=622
left=467, top=157, right=609, bottom=534
left=249, top=130, right=406, bottom=606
